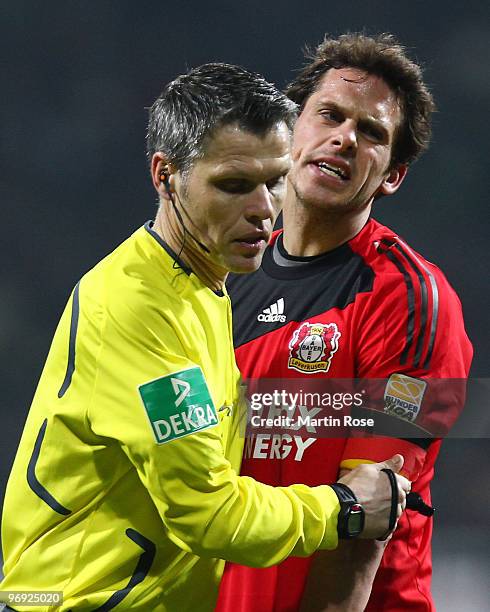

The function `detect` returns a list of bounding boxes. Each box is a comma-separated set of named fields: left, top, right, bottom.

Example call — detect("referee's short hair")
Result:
left=147, top=63, right=297, bottom=175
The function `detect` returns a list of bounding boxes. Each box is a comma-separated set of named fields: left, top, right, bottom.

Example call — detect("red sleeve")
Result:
left=342, top=238, right=473, bottom=480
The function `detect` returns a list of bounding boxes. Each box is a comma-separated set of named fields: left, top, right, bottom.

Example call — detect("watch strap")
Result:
left=330, top=482, right=357, bottom=504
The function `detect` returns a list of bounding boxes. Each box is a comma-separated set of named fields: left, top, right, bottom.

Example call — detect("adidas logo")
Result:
left=257, top=298, right=286, bottom=323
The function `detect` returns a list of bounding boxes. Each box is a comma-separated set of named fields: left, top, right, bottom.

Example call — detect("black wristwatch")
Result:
left=330, top=483, right=365, bottom=539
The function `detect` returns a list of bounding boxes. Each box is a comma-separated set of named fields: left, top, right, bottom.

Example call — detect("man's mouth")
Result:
left=234, top=232, right=269, bottom=252
left=235, top=231, right=269, bottom=244
left=316, top=161, right=349, bottom=180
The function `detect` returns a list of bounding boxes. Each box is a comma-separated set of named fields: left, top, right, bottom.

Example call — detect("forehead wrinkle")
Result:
left=340, top=72, right=369, bottom=84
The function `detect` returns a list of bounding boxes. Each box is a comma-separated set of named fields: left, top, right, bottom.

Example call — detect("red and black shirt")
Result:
left=216, top=218, right=473, bottom=612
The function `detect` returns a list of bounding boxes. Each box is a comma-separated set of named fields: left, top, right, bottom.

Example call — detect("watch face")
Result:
left=347, top=504, right=364, bottom=536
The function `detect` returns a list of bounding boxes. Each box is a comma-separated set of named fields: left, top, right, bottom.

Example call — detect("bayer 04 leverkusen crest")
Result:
left=288, top=322, right=341, bottom=373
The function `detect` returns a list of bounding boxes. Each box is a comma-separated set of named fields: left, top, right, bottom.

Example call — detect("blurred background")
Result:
left=1, top=1, right=489, bottom=609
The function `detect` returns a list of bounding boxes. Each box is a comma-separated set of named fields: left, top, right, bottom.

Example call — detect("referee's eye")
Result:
left=214, top=179, right=255, bottom=194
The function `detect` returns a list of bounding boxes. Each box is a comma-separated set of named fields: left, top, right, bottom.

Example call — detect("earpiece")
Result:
left=159, top=166, right=170, bottom=191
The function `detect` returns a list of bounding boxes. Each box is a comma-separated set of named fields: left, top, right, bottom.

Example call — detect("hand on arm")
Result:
left=339, top=454, right=409, bottom=539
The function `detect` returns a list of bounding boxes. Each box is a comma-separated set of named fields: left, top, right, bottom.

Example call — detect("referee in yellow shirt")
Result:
left=0, top=63, right=409, bottom=611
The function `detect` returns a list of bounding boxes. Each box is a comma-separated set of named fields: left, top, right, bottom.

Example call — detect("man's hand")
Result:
left=337, top=454, right=410, bottom=539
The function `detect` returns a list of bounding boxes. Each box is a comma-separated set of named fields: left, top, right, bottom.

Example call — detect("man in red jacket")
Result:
left=217, top=33, right=473, bottom=611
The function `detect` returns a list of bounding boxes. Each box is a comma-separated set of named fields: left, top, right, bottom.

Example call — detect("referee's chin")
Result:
left=225, top=252, right=266, bottom=275
left=222, top=238, right=269, bottom=275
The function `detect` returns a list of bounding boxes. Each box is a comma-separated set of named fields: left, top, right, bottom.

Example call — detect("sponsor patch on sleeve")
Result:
left=383, top=373, right=427, bottom=423
left=139, top=367, right=218, bottom=444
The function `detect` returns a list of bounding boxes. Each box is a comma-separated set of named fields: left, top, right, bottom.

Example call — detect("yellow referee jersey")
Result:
left=1, top=223, right=340, bottom=611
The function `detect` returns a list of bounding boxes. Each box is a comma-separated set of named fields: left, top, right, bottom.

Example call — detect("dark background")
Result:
left=1, top=2, right=489, bottom=609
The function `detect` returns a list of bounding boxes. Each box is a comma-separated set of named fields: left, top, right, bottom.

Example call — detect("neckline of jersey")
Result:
left=261, top=231, right=354, bottom=280
left=144, top=221, right=225, bottom=297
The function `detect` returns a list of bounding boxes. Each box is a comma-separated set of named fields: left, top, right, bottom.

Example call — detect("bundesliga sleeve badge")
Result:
left=138, top=367, right=218, bottom=444
left=287, top=322, right=341, bottom=373
left=383, top=373, right=427, bottom=423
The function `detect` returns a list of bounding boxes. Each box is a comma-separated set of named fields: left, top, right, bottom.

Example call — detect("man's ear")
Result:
left=151, top=152, right=175, bottom=200
left=379, top=164, right=408, bottom=196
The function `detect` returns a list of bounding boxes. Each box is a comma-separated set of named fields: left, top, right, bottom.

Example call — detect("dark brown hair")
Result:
left=286, top=33, right=436, bottom=167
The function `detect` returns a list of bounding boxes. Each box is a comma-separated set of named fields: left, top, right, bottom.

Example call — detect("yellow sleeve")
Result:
left=88, top=303, right=340, bottom=567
